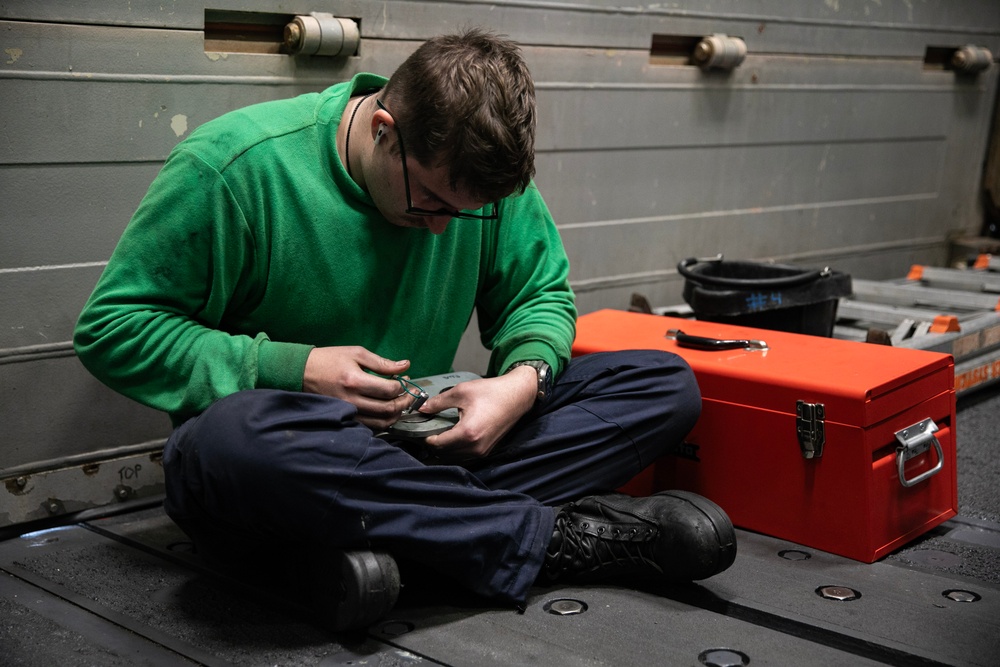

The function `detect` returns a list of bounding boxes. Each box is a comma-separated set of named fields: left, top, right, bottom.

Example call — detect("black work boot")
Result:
left=542, top=490, right=736, bottom=584
left=308, top=550, right=401, bottom=632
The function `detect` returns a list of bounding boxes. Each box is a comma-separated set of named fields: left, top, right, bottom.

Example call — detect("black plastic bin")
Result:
left=677, top=256, right=852, bottom=337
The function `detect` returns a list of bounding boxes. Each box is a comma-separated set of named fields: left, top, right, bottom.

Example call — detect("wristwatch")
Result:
left=506, top=360, right=553, bottom=403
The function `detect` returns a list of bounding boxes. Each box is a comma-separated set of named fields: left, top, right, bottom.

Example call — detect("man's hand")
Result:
left=421, top=366, right=538, bottom=458
left=303, top=346, right=413, bottom=430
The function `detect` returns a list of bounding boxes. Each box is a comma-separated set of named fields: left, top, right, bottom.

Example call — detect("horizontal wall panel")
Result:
left=0, top=355, right=170, bottom=471
left=0, top=78, right=963, bottom=165
left=539, top=87, right=951, bottom=152
left=438, top=6, right=1000, bottom=57
left=540, top=0, right=1000, bottom=30
left=559, top=198, right=941, bottom=285
left=0, top=20, right=373, bottom=80
left=2, top=1, right=997, bottom=57
left=0, top=0, right=207, bottom=28
left=0, top=164, right=160, bottom=269
left=3, top=21, right=992, bottom=91
left=0, top=266, right=103, bottom=350
left=3, top=26, right=979, bottom=163
left=800, top=246, right=948, bottom=282
left=0, top=79, right=332, bottom=165
left=531, top=48, right=990, bottom=88
left=537, top=139, right=946, bottom=226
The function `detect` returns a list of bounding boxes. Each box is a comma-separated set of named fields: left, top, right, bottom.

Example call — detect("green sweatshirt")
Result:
left=74, top=73, right=577, bottom=425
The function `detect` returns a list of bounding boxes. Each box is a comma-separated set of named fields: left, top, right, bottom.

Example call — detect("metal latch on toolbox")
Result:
left=796, top=401, right=825, bottom=459
left=894, top=418, right=944, bottom=488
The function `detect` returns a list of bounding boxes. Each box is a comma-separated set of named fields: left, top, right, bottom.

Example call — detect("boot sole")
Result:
left=322, top=550, right=401, bottom=632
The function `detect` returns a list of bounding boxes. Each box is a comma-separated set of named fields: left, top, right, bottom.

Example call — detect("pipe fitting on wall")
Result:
left=284, top=13, right=360, bottom=57
left=692, top=34, right=747, bottom=70
left=951, top=45, right=993, bottom=73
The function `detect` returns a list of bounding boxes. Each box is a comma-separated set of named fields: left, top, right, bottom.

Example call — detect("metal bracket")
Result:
left=284, top=13, right=360, bottom=57
left=894, top=418, right=944, bottom=488
left=796, top=401, right=825, bottom=459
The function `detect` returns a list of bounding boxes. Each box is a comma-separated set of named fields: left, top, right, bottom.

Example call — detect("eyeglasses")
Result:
left=375, top=99, right=498, bottom=220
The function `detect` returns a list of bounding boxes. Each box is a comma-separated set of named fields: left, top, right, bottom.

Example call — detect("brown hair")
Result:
left=381, top=28, right=536, bottom=203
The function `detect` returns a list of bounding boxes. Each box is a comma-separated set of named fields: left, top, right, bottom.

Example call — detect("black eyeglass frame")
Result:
left=375, top=99, right=498, bottom=220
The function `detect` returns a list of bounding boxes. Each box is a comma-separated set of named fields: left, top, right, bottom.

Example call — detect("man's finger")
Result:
left=358, top=349, right=410, bottom=376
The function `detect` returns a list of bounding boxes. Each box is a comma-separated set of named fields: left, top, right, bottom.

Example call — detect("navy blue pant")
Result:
left=162, top=349, right=700, bottom=604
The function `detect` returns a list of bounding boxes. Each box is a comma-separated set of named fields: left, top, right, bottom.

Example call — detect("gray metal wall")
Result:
left=2, top=1, right=999, bottom=527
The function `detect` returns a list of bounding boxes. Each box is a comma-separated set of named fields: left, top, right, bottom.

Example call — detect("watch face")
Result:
left=539, top=365, right=551, bottom=399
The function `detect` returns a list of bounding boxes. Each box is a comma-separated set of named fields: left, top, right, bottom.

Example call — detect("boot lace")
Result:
left=546, top=513, right=661, bottom=579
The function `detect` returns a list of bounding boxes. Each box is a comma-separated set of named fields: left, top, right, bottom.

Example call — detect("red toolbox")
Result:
left=576, top=309, right=957, bottom=563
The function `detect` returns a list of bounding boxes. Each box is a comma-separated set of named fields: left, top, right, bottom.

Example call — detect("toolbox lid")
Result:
left=573, top=310, right=954, bottom=428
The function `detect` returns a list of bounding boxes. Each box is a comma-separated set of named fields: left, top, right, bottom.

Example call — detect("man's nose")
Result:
left=425, top=217, right=452, bottom=234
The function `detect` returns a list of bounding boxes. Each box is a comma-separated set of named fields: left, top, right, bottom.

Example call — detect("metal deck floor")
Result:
left=2, top=388, right=998, bottom=666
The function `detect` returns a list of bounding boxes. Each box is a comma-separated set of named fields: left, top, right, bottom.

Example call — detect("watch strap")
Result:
left=506, top=360, right=552, bottom=403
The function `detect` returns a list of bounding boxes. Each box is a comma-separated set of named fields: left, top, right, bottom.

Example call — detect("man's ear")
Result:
left=371, top=106, right=394, bottom=142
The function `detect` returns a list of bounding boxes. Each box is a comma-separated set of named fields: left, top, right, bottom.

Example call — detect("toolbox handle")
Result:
left=665, top=329, right=768, bottom=352
left=677, top=255, right=830, bottom=288
left=894, top=419, right=944, bottom=488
